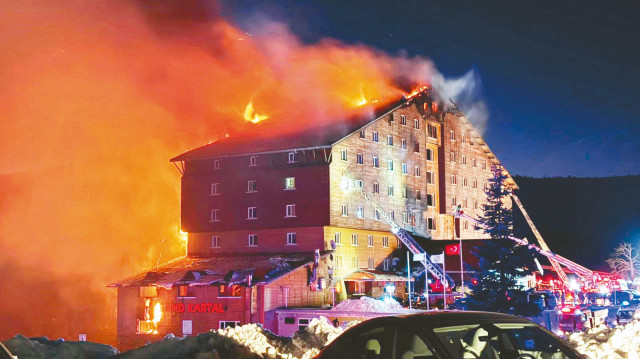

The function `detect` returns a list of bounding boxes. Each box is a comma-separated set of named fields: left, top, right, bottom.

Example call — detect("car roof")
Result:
left=350, top=311, right=532, bottom=330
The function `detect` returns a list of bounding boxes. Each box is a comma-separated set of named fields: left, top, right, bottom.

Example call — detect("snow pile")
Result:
left=4, top=335, right=118, bottom=359
left=567, top=320, right=640, bottom=359
left=112, top=317, right=353, bottom=359
left=332, top=296, right=406, bottom=312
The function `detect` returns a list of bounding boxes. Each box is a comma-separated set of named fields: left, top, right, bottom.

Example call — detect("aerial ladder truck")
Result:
left=453, top=195, right=596, bottom=288
left=342, top=179, right=454, bottom=290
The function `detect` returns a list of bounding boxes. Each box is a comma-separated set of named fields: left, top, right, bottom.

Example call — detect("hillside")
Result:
left=513, top=175, right=640, bottom=271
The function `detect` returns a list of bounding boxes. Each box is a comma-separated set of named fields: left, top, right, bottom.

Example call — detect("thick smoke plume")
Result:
left=0, top=0, right=486, bottom=344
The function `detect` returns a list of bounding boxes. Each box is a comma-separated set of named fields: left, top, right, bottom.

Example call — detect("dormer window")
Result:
left=288, top=152, right=295, bottom=163
left=249, top=156, right=257, bottom=167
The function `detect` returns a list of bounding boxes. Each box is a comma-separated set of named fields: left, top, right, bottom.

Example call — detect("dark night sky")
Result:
left=222, top=0, right=639, bottom=177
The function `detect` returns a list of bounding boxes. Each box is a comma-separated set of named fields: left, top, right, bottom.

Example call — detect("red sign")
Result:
left=445, top=244, right=460, bottom=255
left=172, top=302, right=225, bottom=313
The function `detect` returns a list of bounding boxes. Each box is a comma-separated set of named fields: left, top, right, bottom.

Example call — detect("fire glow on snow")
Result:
left=7, top=318, right=640, bottom=358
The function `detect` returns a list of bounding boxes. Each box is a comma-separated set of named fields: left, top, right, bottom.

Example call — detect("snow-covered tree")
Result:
left=606, top=242, right=640, bottom=281
left=466, top=166, right=541, bottom=316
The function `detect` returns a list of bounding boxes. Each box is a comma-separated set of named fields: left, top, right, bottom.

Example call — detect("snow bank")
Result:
left=4, top=335, right=118, bottom=359
left=111, top=317, right=354, bottom=359
left=332, top=296, right=406, bottom=312
left=567, top=320, right=640, bottom=359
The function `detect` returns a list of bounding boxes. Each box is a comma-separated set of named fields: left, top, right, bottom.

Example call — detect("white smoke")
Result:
left=431, top=69, right=489, bottom=134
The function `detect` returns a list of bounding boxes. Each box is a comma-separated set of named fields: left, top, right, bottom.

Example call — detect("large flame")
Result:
left=243, top=100, right=269, bottom=124
left=152, top=302, right=162, bottom=330
left=0, top=0, right=439, bottom=344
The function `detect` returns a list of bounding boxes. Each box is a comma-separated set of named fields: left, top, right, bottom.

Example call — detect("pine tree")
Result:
left=466, top=166, right=541, bottom=316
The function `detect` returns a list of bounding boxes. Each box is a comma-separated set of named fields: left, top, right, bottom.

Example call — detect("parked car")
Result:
left=315, top=311, right=585, bottom=358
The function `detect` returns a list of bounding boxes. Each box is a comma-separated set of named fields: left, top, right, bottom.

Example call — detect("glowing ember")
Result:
left=405, top=85, right=430, bottom=99
left=243, top=100, right=269, bottom=124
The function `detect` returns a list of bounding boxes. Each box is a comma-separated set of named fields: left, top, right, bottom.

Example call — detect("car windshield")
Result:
left=432, top=322, right=579, bottom=359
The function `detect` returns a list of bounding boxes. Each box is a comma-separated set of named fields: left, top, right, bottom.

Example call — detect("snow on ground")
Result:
left=4, top=335, right=117, bottom=359
left=331, top=296, right=406, bottom=312
left=567, top=321, right=640, bottom=359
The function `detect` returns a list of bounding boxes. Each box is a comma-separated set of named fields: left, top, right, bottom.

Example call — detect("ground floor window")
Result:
left=298, top=318, right=310, bottom=331
left=182, top=320, right=192, bottom=335
left=219, top=321, right=241, bottom=329
left=136, top=298, right=162, bottom=334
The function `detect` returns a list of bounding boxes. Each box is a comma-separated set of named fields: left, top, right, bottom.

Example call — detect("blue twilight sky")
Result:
left=221, top=0, right=639, bottom=178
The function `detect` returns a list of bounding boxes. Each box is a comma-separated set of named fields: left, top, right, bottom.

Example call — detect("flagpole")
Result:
left=442, top=251, right=447, bottom=308
left=459, top=238, right=465, bottom=297
left=407, top=251, right=412, bottom=309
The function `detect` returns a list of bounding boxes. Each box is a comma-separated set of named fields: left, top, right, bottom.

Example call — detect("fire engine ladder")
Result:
left=453, top=207, right=594, bottom=282
left=510, top=195, right=570, bottom=287
left=352, top=185, right=454, bottom=287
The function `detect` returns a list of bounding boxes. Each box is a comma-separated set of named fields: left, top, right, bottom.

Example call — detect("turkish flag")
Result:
left=445, top=244, right=460, bottom=255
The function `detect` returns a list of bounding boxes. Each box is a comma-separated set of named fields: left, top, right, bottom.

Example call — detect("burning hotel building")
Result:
left=110, top=89, right=515, bottom=350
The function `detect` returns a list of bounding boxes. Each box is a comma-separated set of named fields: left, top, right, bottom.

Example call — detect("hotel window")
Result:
left=470, top=137, right=475, bottom=146
left=462, top=155, right=467, bottom=165
left=372, top=131, right=379, bottom=142
left=285, top=204, right=296, bottom=217
left=388, top=160, right=394, bottom=171
left=248, top=234, right=258, bottom=247
left=389, top=211, right=395, bottom=220
left=356, top=206, right=364, bottom=219
left=416, top=190, right=422, bottom=200
left=368, top=235, right=374, bottom=247
left=178, top=285, right=195, bottom=298
left=382, top=236, right=389, bottom=248
left=288, top=152, right=296, bottom=163
left=139, top=286, right=158, bottom=298
left=368, top=257, right=375, bottom=270
left=372, top=156, right=379, bottom=168
left=401, top=139, right=407, bottom=149
left=340, top=149, right=347, bottom=161
left=352, top=257, right=358, bottom=269
left=219, top=321, right=241, bottom=329
left=210, top=209, right=220, bottom=222
left=341, top=204, right=348, bottom=217
left=414, top=119, right=420, bottom=129
left=356, top=153, right=363, bottom=164
left=414, top=143, right=420, bottom=153
left=286, top=232, right=297, bottom=245
left=211, top=236, right=220, bottom=248
left=397, top=237, right=402, bottom=248
left=374, top=209, right=381, bottom=221
left=360, top=129, right=365, bottom=138
left=298, top=318, right=310, bottom=331
left=285, top=177, right=295, bottom=190
left=334, top=232, right=341, bottom=245
left=483, top=181, right=488, bottom=190
left=414, top=166, right=421, bottom=177
left=182, top=320, right=193, bottom=335
left=428, top=217, right=436, bottom=230
left=464, top=221, right=469, bottom=230
left=450, top=152, right=456, bottom=162
left=482, top=160, right=487, bottom=170
left=474, top=200, right=478, bottom=210
left=402, top=163, right=408, bottom=174
left=351, top=233, right=358, bottom=246
left=373, top=182, right=380, bottom=194
left=461, top=134, right=466, bottom=144
left=402, top=187, right=408, bottom=198
left=401, top=115, right=407, bottom=125
left=210, top=183, right=219, bottom=196
left=473, top=158, right=477, bottom=167
left=335, top=256, right=343, bottom=269
left=383, top=258, right=391, bottom=271
left=427, top=193, right=434, bottom=207
left=249, top=156, right=257, bottom=167
left=219, top=285, right=242, bottom=298
left=214, top=159, right=221, bottom=170
left=450, top=130, right=455, bottom=141
left=247, top=207, right=257, bottom=220
left=387, top=135, right=394, bottom=146
left=426, top=148, right=434, bottom=161
left=247, top=180, right=257, bottom=193
left=428, top=124, right=437, bottom=139
left=472, top=179, right=478, bottom=189
left=388, top=185, right=394, bottom=197
left=452, top=197, right=457, bottom=206
left=462, top=177, right=468, bottom=187
left=403, top=212, right=409, bottom=224
left=451, top=174, right=457, bottom=185
left=463, top=198, right=468, bottom=208
left=427, top=171, right=435, bottom=184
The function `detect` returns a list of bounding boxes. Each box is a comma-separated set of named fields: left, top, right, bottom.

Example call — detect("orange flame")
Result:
left=405, top=85, right=430, bottom=99
left=243, top=100, right=269, bottom=124
left=152, top=302, right=162, bottom=330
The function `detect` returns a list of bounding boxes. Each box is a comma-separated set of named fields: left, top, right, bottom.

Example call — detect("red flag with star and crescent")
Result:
left=445, top=244, right=460, bottom=255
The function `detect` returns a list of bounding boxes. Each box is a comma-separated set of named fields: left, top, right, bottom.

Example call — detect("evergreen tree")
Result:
left=466, top=166, right=541, bottom=316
